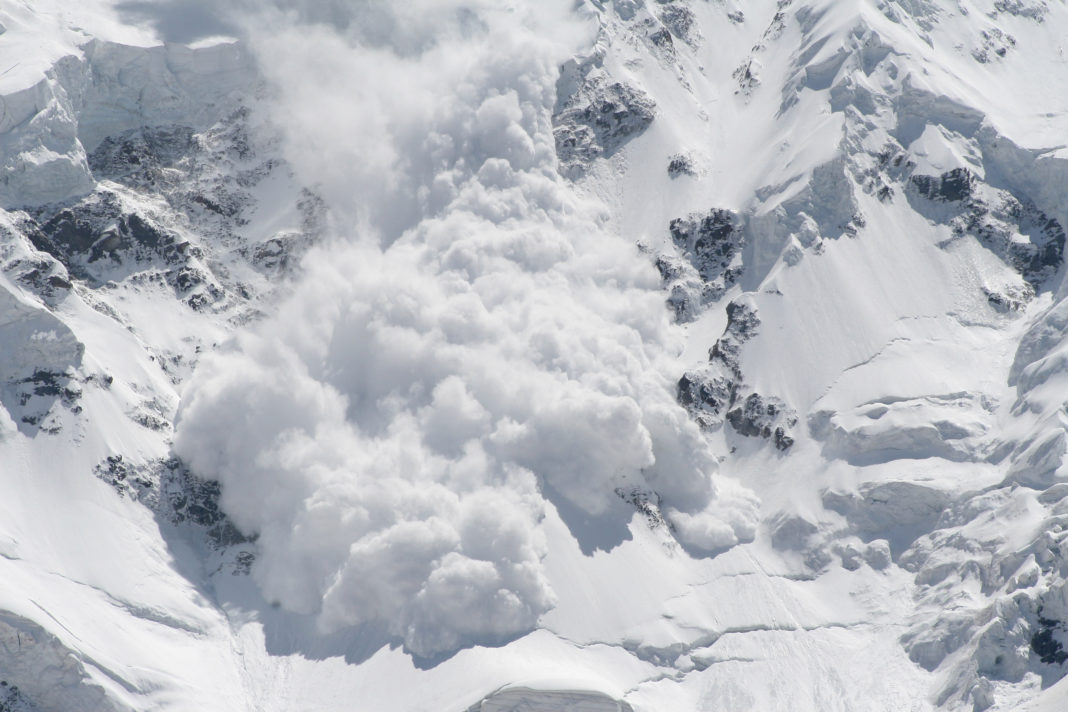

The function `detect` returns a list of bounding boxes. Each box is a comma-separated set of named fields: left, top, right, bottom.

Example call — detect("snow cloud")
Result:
left=174, top=0, right=759, bottom=657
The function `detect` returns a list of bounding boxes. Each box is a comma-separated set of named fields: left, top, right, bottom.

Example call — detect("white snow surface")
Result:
left=2, top=1, right=1068, bottom=711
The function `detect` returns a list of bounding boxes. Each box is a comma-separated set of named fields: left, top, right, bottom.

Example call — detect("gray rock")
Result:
left=659, top=5, right=700, bottom=46
left=668, top=208, right=745, bottom=298
left=908, top=167, right=1065, bottom=287
left=667, top=153, right=697, bottom=178
left=676, top=369, right=734, bottom=429
left=726, top=393, right=798, bottom=450
left=554, top=77, right=655, bottom=178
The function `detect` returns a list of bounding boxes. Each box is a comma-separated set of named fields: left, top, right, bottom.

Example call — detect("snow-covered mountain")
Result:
left=3, top=0, right=1068, bottom=710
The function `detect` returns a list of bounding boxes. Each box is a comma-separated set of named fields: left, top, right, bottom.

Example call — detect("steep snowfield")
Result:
left=3, top=0, right=1068, bottom=711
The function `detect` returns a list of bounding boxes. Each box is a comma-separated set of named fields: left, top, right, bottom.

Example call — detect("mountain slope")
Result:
left=2, top=1, right=1068, bottom=711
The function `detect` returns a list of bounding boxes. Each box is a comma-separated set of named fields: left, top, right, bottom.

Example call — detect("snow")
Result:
left=172, top=0, right=760, bottom=653
left=3, top=0, right=1068, bottom=711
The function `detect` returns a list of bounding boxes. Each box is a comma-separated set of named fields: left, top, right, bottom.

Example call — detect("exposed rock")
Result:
left=911, top=167, right=976, bottom=203
left=157, top=458, right=253, bottom=550
left=710, top=300, right=761, bottom=372
left=655, top=253, right=706, bottom=322
left=726, top=393, right=798, bottom=450
left=896, top=501, right=1068, bottom=710
left=0, top=288, right=84, bottom=436
left=733, top=59, right=761, bottom=95
left=676, top=300, right=794, bottom=448
left=982, top=283, right=1033, bottom=312
left=88, top=125, right=198, bottom=185
left=616, top=487, right=669, bottom=532
left=972, top=28, right=1016, bottom=63
left=676, top=300, right=759, bottom=423
left=94, top=452, right=254, bottom=553
left=658, top=5, right=700, bottom=46
left=554, top=76, right=656, bottom=178
left=27, top=190, right=198, bottom=286
left=0, top=39, right=253, bottom=210
left=0, top=681, right=39, bottom=712
left=668, top=208, right=744, bottom=295
left=243, top=231, right=314, bottom=277
left=655, top=208, right=745, bottom=321
left=9, top=370, right=82, bottom=434
left=676, top=368, right=734, bottom=429
left=0, top=252, right=72, bottom=307
left=645, top=23, right=677, bottom=63
left=993, top=0, right=1048, bottom=22
left=1031, top=608, right=1068, bottom=665
left=732, top=0, right=791, bottom=95
left=666, top=153, right=697, bottom=178
left=908, top=167, right=1065, bottom=287
left=94, top=454, right=153, bottom=498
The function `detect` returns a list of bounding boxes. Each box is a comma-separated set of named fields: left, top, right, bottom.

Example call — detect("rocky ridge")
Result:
left=558, top=1, right=1068, bottom=710
left=0, top=30, right=316, bottom=710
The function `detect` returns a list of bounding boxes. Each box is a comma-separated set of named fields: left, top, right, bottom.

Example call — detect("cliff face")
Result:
left=0, top=7, right=313, bottom=708
left=3, top=1, right=1068, bottom=711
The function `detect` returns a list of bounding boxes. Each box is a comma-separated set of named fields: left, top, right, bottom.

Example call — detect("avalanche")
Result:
left=2, top=1, right=1068, bottom=711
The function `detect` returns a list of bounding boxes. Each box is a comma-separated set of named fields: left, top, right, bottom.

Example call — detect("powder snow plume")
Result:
left=173, top=0, right=759, bottom=657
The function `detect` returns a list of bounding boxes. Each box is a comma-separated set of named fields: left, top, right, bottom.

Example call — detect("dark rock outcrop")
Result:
left=676, top=300, right=797, bottom=448
left=658, top=208, right=746, bottom=320
left=727, top=394, right=798, bottom=450
left=667, top=153, right=696, bottom=178
left=908, top=167, right=1065, bottom=287
left=554, top=78, right=656, bottom=177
